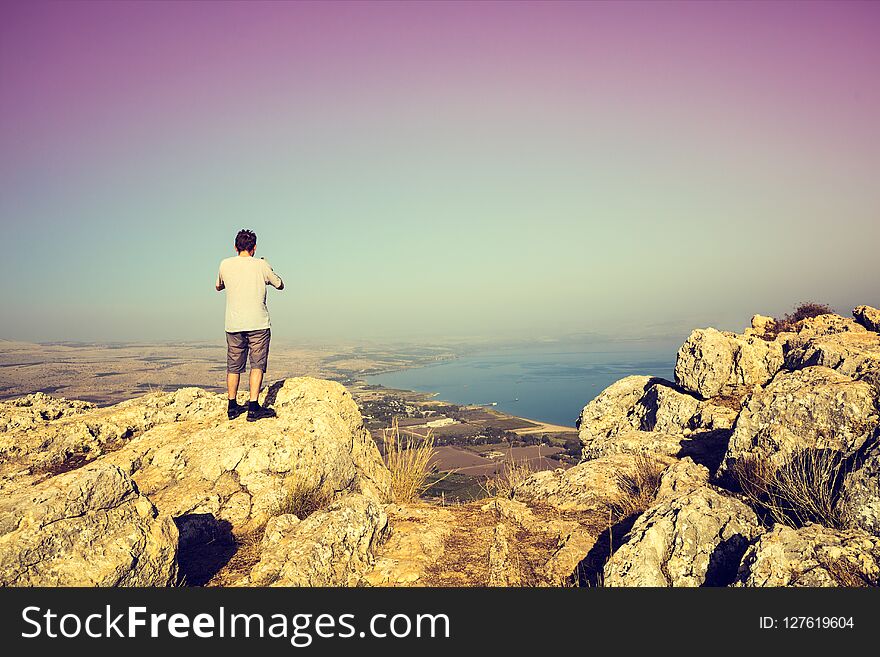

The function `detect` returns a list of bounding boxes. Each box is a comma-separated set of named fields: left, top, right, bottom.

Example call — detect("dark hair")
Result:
left=235, top=229, right=257, bottom=253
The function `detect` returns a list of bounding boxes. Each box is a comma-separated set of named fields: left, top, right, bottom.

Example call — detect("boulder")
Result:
left=604, top=459, right=762, bottom=587
left=745, top=314, right=776, bottom=338
left=0, top=387, right=225, bottom=482
left=577, top=377, right=738, bottom=459
left=736, top=524, right=880, bottom=587
left=103, top=377, right=392, bottom=535
left=674, top=328, right=784, bottom=399
left=579, top=429, right=731, bottom=476
left=582, top=430, right=692, bottom=461
left=784, top=330, right=880, bottom=380
left=0, top=462, right=178, bottom=586
left=235, top=494, right=388, bottom=586
left=632, top=383, right=739, bottom=436
left=854, top=305, right=880, bottom=333
left=576, top=375, right=658, bottom=441
left=721, top=366, right=879, bottom=473
left=515, top=453, right=671, bottom=513
left=794, top=314, right=867, bottom=337
left=839, top=441, right=880, bottom=536
left=654, top=455, right=711, bottom=501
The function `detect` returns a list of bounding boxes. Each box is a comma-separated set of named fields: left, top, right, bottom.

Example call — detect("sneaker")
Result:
left=246, top=402, right=277, bottom=422
left=227, top=401, right=246, bottom=420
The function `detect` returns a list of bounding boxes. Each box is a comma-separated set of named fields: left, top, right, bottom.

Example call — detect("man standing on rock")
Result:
left=216, top=229, right=284, bottom=422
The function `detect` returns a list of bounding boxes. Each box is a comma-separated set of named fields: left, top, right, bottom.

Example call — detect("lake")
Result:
left=367, top=339, right=679, bottom=427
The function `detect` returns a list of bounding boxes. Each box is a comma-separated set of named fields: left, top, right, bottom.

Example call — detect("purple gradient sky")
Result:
left=4, top=2, right=880, bottom=162
left=1, top=1, right=879, bottom=341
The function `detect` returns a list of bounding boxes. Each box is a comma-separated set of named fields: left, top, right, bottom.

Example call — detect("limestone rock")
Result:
left=839, top=442, right=880, bottom=536
left=363, top=503, right=454, bottom=586
left=237, top=494, right=388, bottom=586
left=794, top=314, right=866, bottom=337
left=481, top=497, right=597, bottom=586
left=746, top=314, right=776, bottom=337
left=516, top=453, right=671, bottom=512
left=579, top=429, right=730, bottom=477
left=0, top=462, right=178, bottom=586
left=545, top=527, right=597, bottom=586
left=654, top=456, right=711, bottom=502
left=487, top=523, right=517, bottom=586
left=482, top=497, right=540, bottom=527
left=576, top=375, right=658, bottom=441
left=633, top=383, right=739, bottom=435
left=784, top=330, right=880, bottom=380
left=582, top=430, right=688, bottom=461
left=854, top=305, right=880, bottom=333
left=102, top=377, right=391, bottom=535
left=0, top=392, right=95, bottom=432
left=262, top=377, right=392, bottom=502
left=578, top=377, right=738, bottom=460
left=604, top=459, right=762, bottom=587
left=674, top=328, right=784, bottom=399
left=736, top=524, right=880, bottom=587
left=0, top=387, right=225, bottom=482
left=721, top=366, right=879, bottom=473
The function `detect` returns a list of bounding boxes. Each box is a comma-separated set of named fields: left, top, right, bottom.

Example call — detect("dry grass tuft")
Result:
left=382, top=419, right=445, bottom=503
left=819, top=555, right=879, bottom=588
left=733, top=449, right=846, bottom=528
left=277, top=476, right=334, bottom=520
left=484, top=452, right=537, bottom=500
left=207, top=528, right=265, bottom=587
left=607, top=453, right=666, bottom=520
left=209, top=476, right=335, bottom=587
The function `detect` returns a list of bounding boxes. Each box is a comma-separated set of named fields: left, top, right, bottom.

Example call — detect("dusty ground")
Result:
left=203, top=497, right=610, bottom=589
left=370, top=499, right=608, bottom=587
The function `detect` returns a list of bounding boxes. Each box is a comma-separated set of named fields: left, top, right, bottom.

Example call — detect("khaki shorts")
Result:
left=226, top=329, right=271, bottom=374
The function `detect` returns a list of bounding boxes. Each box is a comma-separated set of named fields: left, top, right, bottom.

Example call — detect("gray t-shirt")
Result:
left=216, top=256, right=283, bottom=332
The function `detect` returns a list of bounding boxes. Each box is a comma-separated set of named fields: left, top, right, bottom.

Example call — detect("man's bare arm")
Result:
left=263, top=260, right=284, bottom=290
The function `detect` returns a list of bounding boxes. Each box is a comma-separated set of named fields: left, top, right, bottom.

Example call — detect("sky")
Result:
left=0, top=1, right=878, bottom=344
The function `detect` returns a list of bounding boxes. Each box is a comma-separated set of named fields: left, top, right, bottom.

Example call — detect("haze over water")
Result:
left=367, top=340, right=678, bottom=427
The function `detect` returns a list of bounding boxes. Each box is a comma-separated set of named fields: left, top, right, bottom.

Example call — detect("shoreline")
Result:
left=351, top=377, right=578, bottom=433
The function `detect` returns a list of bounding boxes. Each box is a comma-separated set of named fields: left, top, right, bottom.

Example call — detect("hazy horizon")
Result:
left=2, top=1, right=878, bottom=344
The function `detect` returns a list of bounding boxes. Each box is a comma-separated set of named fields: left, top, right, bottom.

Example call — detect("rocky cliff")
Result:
left=0, top=377, right=391, bottom=586
left=569, top=304, right=880, bottom=586
left=1, top=305, right=878, bottom=587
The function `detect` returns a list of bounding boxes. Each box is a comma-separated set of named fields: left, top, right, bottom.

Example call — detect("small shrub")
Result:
left=382, top=420, right=444, bottom=503
left=771, top=301, right=834, bottom=335
left=277, top=476, right=333, bottom=520
left=819, top=555, right=879, bottom=588
left=210, top=528, right=265, bottom=586
left=607, top=453, right=666, bottom=520
left=732, top=449, right=846, bottom=528
left=487, top=454, right=537, bottom=500
left=733, top=455, right=775, bottom=508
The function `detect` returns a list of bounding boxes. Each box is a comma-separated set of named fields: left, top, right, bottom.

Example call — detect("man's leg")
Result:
left=248, top=368, right=263, bottom=401
left=227, top=372, right=241, bottom=400
left=226, top=332, right=248, bottom=419
left=246, top=329, right=275, bottom=421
